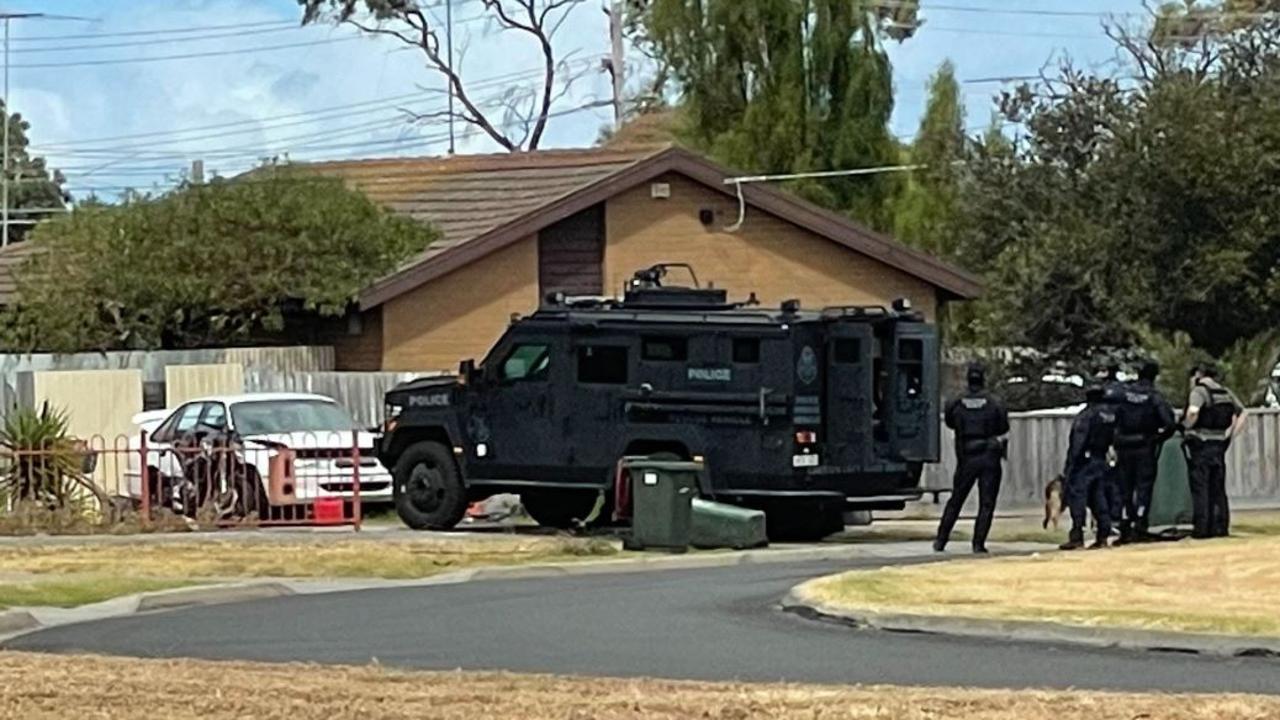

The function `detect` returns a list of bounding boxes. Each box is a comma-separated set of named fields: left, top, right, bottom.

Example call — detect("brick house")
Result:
left=306, top=144, right=981, bottom=371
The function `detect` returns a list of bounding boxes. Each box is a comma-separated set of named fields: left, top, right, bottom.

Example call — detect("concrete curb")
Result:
left=135, top=582, right=295, bottom=612
left=780, top=588, right=1280, bottom=659
left=0, top=610, right=38, bottom=634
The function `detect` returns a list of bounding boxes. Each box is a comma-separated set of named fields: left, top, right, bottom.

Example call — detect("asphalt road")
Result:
left=8, top=556, right=1280, bottom=693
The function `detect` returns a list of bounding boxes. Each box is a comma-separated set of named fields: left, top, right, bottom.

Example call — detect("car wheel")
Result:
left=393, top=442, right=467, bottom=530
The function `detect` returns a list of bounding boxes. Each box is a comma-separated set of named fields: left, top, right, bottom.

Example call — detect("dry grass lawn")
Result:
left=0, top=536, right=616, bottom=608
left=0, top=536, right=616, bottom=580
left=3, top=651, right=1278, bottom=720
left=802, top=536, right=1280, bottom=636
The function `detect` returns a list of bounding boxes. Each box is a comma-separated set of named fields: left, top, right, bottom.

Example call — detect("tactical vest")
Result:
left=1116, top=387, right=1159, bottom=444
left=1086, top=408, right=1117, bottom=456
left=1197, top=385, right=1237, bottom=432
left=956, top=395, right=993, bottom=439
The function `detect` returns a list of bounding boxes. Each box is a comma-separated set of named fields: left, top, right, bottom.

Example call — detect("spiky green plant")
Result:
left=0, top=403, right=97, bottom=510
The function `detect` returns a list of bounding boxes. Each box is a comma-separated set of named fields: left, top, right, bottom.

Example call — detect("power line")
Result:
left=10, top=24, right=308, bottom=54
left=9, top=35, right=365, bottom=69
left=34, top=90, right=432, bottom=148
left=6, top=19, right=296, bottom=42
left=58, top=102, right=614, bottom=195
left=32, top=57, right=605, bottom=161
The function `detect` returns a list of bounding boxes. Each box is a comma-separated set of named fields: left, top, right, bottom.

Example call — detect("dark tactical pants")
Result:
left=1187, top=440, right=1230, bottom=538
left=1116, top=443, right=1160, bottom=536
left=1067, top=458, right=1111, bottom=543
left=935, top=450, right=1003, bottom=550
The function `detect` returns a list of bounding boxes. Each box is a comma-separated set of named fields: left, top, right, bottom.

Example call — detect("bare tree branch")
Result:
left=326, top=1, right=592, bottom=152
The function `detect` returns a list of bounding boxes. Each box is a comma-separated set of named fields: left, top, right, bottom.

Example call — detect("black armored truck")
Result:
left=380, top=265, right=940, bottom=538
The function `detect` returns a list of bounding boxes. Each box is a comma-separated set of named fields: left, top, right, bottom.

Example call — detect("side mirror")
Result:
left=460, top=359, right=479, bottom=385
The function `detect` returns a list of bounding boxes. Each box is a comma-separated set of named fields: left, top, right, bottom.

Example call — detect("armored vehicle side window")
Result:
left=732, top=338, right=760, bottom=364
left=501, top=344, right=551, bottom=382
left=642, top=337, right=687, bottom=362
left=898, top=339, right=924, bottom=397
left=578, top=345, right=628, bottom=384
left=835, top=339, right=862, bottom=364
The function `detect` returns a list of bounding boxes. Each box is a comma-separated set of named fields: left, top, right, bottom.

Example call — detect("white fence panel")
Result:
left=245, top=370, right=446, bottom=429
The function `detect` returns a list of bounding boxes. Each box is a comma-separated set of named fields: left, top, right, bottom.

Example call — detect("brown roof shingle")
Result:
left=302, top=146, right=664, bottom=270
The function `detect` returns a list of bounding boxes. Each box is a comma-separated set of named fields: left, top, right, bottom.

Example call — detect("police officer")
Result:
left=934, top=363, right=1010, bottom=554
left=1060, top=384, right=1117, bottom=550
left=1183, top=363, right=1245, bottom=538
left=1096, top=361, right=1126, bottom=533
left=1114, top=361, right=1176, bottom=542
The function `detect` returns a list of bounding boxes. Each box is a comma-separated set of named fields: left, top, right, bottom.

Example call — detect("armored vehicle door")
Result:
left=822, top=323, right=874, bottom=468
left=885, top=323, right=940, bottom=463
left=470, top=333, right=565, bottom=480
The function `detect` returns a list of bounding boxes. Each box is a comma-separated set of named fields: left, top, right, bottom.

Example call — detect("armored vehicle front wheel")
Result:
left=393, top=442, right=467, bottom=530
left=521, top=490, right=599, bottom=530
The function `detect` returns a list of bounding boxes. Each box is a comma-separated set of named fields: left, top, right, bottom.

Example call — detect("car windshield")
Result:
left=230, top=400, right=356, bottom=436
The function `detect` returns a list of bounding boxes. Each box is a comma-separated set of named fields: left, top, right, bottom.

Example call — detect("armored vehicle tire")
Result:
left=521, top=490, right=599, bottom=530
left=764, top=501, right=845, bottom=542
left=393, top=442, right=468, bottom=530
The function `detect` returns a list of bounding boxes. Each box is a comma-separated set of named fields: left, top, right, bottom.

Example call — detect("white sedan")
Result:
left=124, top=393, right=392, bottom=516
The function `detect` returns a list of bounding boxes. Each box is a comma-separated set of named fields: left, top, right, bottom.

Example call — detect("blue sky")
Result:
left=5, top=0, right=1146, bottom=200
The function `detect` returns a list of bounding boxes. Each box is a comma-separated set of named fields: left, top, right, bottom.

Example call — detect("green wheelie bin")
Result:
left=1148, top=437, right=1194, bottom=530
left=622, top=458, right=699, bottom=552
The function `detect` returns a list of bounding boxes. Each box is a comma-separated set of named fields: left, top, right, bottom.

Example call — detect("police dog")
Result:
left=1042, top=474, right=1065, bottom=530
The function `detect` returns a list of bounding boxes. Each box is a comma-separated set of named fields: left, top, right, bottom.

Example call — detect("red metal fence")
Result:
left=0, top=431, right=383, bottom=530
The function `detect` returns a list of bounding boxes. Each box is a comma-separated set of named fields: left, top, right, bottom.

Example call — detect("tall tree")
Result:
left=955, top=2, right=1280, bottom=366
left=892, top=61, right=965, bottom=259
left=299, top=1, right=609, bottom=152
left=2, top=170, right=435, bottom=352
left=632, top=0, right=919, bottom=230
left=1, top=101, right=68, bottom=244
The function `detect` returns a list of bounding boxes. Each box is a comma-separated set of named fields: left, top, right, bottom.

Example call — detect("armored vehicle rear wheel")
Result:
left=763, top=500, right=845, bottom=542
left=522, top=490, right=599, bottom=529
left=393, top=442, right=467, bottom=530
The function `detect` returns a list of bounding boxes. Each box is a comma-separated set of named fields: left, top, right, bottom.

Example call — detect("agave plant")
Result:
left=0, top=403, right=103, bottom=511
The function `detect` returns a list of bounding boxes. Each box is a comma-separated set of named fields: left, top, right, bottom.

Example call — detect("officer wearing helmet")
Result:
left=934, top=362, right=1010, bottom=554
left=1183, top=363, right=1245, bottom=538
left=1114, top=360, right=1176, bottom=542
left=1061, top=383, right=1118, bottom=550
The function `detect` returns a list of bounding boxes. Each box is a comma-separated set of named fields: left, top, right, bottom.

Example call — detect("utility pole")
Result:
left=1, top=12, right=92, bottom=247
left=606, top=1, right=626, bottom=131
left=446, top=0, right=455, bottom=155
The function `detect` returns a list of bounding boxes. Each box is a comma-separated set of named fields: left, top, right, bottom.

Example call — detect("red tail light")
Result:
left=795, top=431, right=818, bottom=444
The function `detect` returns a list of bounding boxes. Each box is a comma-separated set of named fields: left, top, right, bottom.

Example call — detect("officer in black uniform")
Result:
left=1060, top=384, right=1117, bottom=550
left=1096, top=362, right=1126, bottom=533
left=1183, top=363, right=1245, bottom=538
left=934, top=363, right=1010, bottom=554
left=1114, top=361, right=1176, bottom=542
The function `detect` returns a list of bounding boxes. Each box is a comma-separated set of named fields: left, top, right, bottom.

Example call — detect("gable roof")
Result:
left=318, top=145, right=982, bottom=308
left=302, top=146, right=658, bottom=274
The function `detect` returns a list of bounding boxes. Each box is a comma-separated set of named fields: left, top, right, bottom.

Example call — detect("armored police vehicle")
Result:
left=380, top=265, right=940, bottom=538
